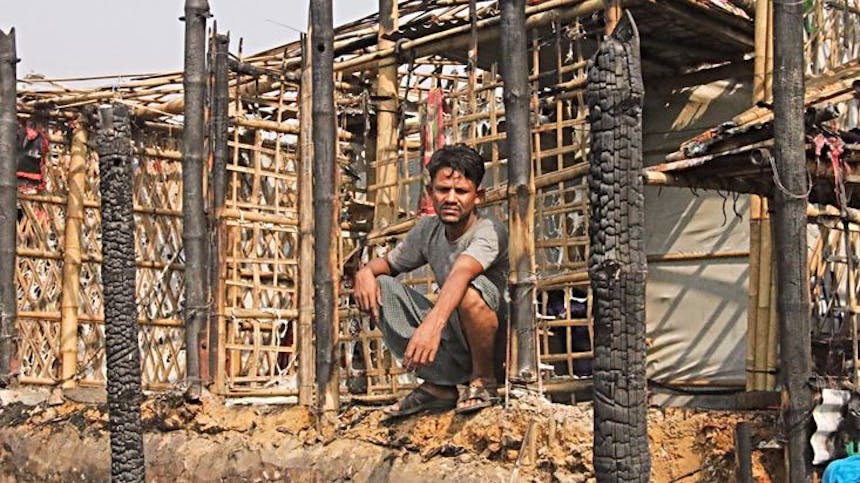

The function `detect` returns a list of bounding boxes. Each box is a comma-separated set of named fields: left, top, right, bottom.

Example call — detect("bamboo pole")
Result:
left=311, top=0, right=339, bottom=417
left=372, top=0, right=400, bottom=229
left=746, top=195, right=761, bottom=390
left=501, top=0, right=537, bottom=382
left=298, top=30, right=315, bottom=407
left=59, top=120, right=88, bottom=387
left=773, top=0, right=813, bottom=476
left=0, top=29, right=17, bottom=385
left=754, top=207, right=772, bottom=390
left=182, top=0, right=210, bottom=400
left=209, top=32, right=229, bottom=386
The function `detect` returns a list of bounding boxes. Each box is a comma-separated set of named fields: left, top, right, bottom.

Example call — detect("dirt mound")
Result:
left=0, top=391, right=782, bottom=482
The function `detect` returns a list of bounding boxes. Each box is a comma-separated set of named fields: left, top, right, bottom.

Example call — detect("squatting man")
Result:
left=354, top=144, right=508, bottom=417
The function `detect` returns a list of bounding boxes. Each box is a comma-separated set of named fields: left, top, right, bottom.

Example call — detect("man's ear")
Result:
left=426, top=184, right=434, bottom=195
left=476, top=188, right=485, bottom=203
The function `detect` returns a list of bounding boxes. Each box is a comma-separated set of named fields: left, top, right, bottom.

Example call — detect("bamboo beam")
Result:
left=298, top=31, right=315, bottom=407
left=209, top=32, right=229, bottom=387
left=182, top=0, right=210, bottom=400
left=335, top=0, right=610, bottom=74
left=0, top=29, right=17, bottom=386
left=372, top=0, right=400, bottom=229
left=773, top=0, right=813, bottom=477
left=311, top=0, right=340, bottom=417
left=59, top=120, right=87, bottom=387
left=501, top=0, right=537, bottom=382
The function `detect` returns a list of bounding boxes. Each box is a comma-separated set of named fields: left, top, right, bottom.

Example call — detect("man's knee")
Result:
left=459, top=287, right=498, bottom=327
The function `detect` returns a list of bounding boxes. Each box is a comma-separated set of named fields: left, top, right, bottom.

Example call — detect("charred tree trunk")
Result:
left=772, top=0, right=813, bottom=479
left=182, top=0, right=210, bottom=399
left=96, top=103, right=145, bottom=483
left=586, top=12, right=650, bottom=482
left=311, top=0, right=339, bottom=415
left=500, top=0, right=537, bottom=382
left=0, top=30, right=17, bottom=386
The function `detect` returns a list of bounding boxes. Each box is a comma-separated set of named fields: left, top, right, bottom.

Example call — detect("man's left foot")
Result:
left=455, top=378, right=498, bottom=415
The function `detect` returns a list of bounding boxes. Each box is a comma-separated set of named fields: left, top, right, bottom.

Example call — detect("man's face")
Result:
left=429, top=167, right=481, bottom=225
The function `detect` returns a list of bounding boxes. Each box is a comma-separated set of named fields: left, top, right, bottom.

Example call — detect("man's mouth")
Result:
left=440, top=206, right=459, bottom=215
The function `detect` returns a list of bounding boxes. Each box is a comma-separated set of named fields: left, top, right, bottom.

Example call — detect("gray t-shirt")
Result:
left=386, top=215, right=509, bottom=299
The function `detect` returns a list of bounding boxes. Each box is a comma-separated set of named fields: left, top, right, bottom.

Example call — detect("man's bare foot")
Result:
left=384, top=382, right=458, bottom=417
left=456, top=377, right=498, bottom=414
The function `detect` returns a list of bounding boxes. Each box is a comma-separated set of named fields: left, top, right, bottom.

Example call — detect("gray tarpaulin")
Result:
left=643, top=186, right=749, bottom=386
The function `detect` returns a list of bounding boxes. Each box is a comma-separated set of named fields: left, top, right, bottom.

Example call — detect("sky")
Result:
left=1, top=1, right=379, bottom=80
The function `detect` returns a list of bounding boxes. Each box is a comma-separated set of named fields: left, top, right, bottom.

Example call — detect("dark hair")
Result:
left=426, top=144, right=486, bottom=188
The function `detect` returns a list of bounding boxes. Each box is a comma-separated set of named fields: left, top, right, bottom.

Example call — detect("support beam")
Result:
left=298, top=30, right=316, bottom=407
left=372, top=0, right=400, bottom=229
left=182, top=0, right=210, bottom=400
left=772, top=0, right=813, bottom=479
left=0, top=29, right=17, bottom=386
left=311, top=0, right=340, bottom=417
left=500, top=0, right=537, bottom=382
left=209, top=32, right=229, bottom=384
left=60, top=119, right=88, bottom=387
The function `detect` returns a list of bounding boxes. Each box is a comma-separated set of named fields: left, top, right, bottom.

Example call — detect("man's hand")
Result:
left=403, top=315, right=444, bottom=370
left=354, top=267, right=382, bottom=321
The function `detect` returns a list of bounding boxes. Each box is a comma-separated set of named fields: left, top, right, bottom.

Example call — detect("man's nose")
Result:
left=445, top=190, right=456, bottom=202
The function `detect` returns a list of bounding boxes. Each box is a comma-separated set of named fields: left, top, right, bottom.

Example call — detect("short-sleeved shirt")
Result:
left=386, top=215, right=509, bottom=301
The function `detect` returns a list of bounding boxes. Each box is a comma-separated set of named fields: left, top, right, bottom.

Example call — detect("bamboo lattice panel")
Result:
left=15, top=123, right=186, bottom=389
left=217, top=122, right=303, bottom=395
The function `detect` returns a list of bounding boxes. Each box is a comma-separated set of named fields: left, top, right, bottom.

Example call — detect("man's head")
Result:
left=426, top=144, right=486, bottom=226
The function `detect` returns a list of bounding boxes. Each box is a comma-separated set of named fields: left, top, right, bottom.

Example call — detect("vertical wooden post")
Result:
left=311, top=0, right=339, bottom=416
left=588, top=12, right=651, bottom=481
left=772, top=0, right=813, bottom=478
left=96, top=103, right=145, bottom=482
left=208, top=32, right=229, bottom=384
left=182, top=0, right=210, bottom=400
left=298, top=30, right=316, bottom=407
left=373, top=0, right=400, bottom=229
left=500, top=0, right=537, bottom=381
left=0, top=29, right=18, bottom=386
left=605, top=0, right=623, bottom=34
left=60, top=119, right=88, bottom=387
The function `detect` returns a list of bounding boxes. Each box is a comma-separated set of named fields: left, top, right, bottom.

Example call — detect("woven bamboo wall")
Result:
left=15, top=121, right=186, bottom=389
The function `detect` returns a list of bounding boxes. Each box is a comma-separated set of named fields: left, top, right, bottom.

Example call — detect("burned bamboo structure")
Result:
left=500, top=0, right=537, bottom=382
left=96, top=103, right=145, bottom=483
left=0, top=29, right=16, bottom=386
left=772, top=0, right=812, bottom=478
left=311, top=0, right=340, bottom=414
left=182, top=0, right=210, bottom=398
left=587, top=12, right=650, bottom=481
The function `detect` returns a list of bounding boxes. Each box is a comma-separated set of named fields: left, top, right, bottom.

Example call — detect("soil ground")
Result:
left=0, top=389, right=785, bottom=482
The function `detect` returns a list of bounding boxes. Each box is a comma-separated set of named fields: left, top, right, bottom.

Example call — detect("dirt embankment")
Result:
left=0, top=390, right=783, bottom=482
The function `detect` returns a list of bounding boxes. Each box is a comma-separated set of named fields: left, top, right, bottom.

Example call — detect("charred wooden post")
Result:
left=311, top=0, right=340, bottom=415
left=0, top=29, right=18, bottom=386
left=182, top=0, right=210, bottom=399
left=96, top=103, right=145, bottom=483
left=772, top=0, right=813, bottom=479
left=209, top=31, right=229, bottom=379
left=500, top=0, right=537, bottom=382
left=298, top=31, right=316, bottom=407
left=373, top=0, right=400, bottom=228
left=60, top=119, right=88, bottom=386
left=586, top=12, right=651, bottom=481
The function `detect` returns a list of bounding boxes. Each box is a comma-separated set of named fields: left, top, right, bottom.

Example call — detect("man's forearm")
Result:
left=362, top=257, right=394, bottom=277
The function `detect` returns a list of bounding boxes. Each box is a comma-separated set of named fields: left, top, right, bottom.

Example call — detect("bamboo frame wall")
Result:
left=14, top=120, right=186, bottom=389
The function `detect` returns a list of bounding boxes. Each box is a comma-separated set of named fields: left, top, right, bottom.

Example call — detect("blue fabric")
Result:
left=823, top=455, right=860, bottom=483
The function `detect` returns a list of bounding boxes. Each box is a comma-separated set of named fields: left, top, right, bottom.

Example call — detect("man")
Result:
left=354, top=144, right=508, bottom=416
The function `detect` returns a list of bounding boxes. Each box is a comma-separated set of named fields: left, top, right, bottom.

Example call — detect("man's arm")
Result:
left=403, top=253, right=484, bottom=369
left=354, top=257, right=395, bottom=321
